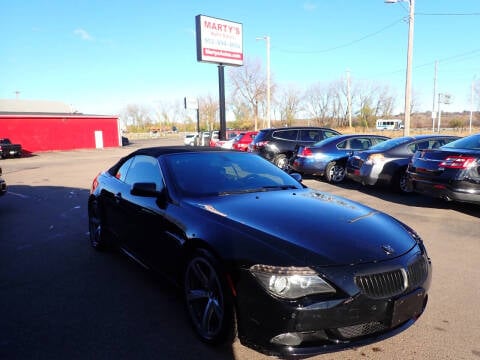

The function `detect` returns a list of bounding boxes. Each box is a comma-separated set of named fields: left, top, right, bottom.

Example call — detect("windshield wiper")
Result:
left=218, top=185, right=298, bottom=196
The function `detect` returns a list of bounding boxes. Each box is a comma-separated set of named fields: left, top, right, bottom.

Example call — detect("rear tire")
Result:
left=393, top=168, right=412, bottom=194
left=274, top=154, right=289, bottom=171
left=325, top=162, right=346, bottom=183
left=88, top=199, right=109, bottom=251
left=184, top=249, right=236, bottom=345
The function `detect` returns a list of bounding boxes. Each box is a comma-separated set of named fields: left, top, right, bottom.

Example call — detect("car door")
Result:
left=119, top=155, right=167, bottom=266
left=100, top=157, right=134, bottom=242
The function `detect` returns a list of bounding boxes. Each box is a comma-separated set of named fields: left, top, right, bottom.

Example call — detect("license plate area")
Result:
left=390, top=289, right=425, bottom=327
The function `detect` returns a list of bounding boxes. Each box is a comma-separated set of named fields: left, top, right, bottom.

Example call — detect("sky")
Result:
left=1, top=0, right=480, bottom=117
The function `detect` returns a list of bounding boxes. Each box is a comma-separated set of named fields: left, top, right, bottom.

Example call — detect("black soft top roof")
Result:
left=130, top=146, right=225, bottom=158
left=107, top=146, right=229, bottom=175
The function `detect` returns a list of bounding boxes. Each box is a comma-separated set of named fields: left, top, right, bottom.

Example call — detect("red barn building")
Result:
left=0, top=99, right=122, bottom=154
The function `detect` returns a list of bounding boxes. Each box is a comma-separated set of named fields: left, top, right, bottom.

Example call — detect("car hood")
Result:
left=187, top=189, right=417, bottom=266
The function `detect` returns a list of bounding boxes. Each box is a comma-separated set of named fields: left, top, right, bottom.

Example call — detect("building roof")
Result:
left=0, top=99, right=75, bottom=114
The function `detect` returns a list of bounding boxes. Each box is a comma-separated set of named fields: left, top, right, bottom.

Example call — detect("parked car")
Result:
left=292, top=134, right=389, bottom=183
left=121, top=136, right=130, bottom=146
left=346, top=135, right=459, bottom=193
left=407, top=133, right=480, bottom=204
left=213, top=130, right=243, bottom=148
left=208, top=130, right=242, bottom=147
left=0, top=138, right=22, bottom=158
left=0, top=166, right=6, bottom=196
left=248, top=126, right=341, bottom=170
left=216, top=132, right=244, bottom=149
left=232, top=131, right=258, bottom=152
left=199, top=131, right=211, bottom=146
left=183, top=133, right=198, bottom=146
left=88, top=146, right=431, bottom=357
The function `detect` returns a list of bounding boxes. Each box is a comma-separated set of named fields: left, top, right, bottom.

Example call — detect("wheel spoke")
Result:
left=186, top=288, right=209, bottom=302
left=192, top=261, right=209, bottom=288
left=184, top=254, right=230, bottom=342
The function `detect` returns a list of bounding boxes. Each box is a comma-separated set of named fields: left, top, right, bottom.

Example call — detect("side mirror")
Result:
left=290, top=172, right=302, bottom=183
left=131, top=182, right=162, bottom=197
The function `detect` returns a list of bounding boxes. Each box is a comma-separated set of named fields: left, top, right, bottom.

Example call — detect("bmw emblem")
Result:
left=382, top=245, right=395, bottom=255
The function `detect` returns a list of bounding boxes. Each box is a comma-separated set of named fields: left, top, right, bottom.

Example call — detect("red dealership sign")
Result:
left=196, top=15, right=243, bottom=66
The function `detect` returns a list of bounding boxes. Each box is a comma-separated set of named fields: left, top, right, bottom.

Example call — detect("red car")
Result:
left=232, top=131, right=258, bottom=152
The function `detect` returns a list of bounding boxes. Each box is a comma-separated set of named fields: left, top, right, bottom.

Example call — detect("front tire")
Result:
left=184, top=249, right=236, bottom=345
left=325, top=162, right=346, bottom=183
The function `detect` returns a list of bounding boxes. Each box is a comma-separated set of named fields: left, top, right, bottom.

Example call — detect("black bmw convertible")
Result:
left=88, top=146, right=431, bottom=357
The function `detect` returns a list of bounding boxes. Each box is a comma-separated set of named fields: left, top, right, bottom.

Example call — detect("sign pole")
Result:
left=218, top=65, right=226, bottom=141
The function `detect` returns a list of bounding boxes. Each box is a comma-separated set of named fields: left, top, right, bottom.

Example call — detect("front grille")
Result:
left=355, top=256, right=429, bottom=299
left=335, top=322, right=388, bottom=339
left=406, top=255, right=429, bottom=288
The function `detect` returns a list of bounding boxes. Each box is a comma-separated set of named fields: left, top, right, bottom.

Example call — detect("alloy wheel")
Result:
left=184, top=255, right=225, bottom=343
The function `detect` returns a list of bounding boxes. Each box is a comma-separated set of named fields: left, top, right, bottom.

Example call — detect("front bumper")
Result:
left=234, top=252, right=431, bottom=357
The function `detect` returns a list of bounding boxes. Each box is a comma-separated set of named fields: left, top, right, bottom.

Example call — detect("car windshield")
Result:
left=441, top=134, right=480, bottom=150
left=164, top=151, right=302, bottom=197
left=368, top=136, right=412, bottom=151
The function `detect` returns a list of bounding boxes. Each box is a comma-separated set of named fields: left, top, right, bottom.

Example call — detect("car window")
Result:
left=349, top=138, right=370, bottom=150
left=409, top=141, right=431, bottom=153
left=324, top=130, right=340, bottom=139
left=115, top=157, right=134, bottom=182
left=374, top=137, right=389, bottom=145
left=299, top=130, right=322, bottom=142
left=123, top=155, right=164, bottom=191
left=273, top=129, right=298, bottom=141
left=336, top=140, right=347, bottom=149
left=253, top=130, right=268, bottom=143
left=442, top=135, right=480, bottom=150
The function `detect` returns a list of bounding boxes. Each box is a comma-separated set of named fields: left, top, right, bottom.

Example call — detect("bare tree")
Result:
left=304, top=82, right=331, bottom=126
left=120, top=104, right=154, bottom=129
left=198, top=94, right=218, bottom=131
left=278, top=85, right=303, bottom=127
left=330, top=78, right=349, bottom=127
left=153, top=99, right=186, bottom=132
left=228, top=58, right=267, bottom=130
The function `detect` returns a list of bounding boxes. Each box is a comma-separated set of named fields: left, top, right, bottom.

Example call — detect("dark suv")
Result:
left=248, top=127, right=341, bottom=169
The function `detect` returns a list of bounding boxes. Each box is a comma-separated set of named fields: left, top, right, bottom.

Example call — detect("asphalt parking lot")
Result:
left=1, top=137, right=479, bottom=360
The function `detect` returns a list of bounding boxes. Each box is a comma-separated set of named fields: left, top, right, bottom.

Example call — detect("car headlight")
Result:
left=250, top=265, right=335, bottom=299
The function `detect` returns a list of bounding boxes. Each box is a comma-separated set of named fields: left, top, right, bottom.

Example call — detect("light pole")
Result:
left=385, top=0, right=415, bottom=136
left=256, top=35, right=271, bottom=128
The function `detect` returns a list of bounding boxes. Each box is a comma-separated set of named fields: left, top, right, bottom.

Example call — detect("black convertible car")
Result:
left=0, top=166, right=6, bottom=196
left=88, top=146, right=431, bottom=357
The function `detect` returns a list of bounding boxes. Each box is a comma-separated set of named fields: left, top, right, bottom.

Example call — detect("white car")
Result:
left=183, top=133, right=198, bottom=146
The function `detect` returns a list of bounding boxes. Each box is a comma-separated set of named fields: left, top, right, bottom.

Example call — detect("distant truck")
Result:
left=0, top=138, right=22, bottom=158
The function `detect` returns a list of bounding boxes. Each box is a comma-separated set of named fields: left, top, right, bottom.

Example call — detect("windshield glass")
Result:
left=441, top=134, right=480, bottom=150
left=164, top=151, right=302, bottom=197
left=368, top=136, right=412, bottom=151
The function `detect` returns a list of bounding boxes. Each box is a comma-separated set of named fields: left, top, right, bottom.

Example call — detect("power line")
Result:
left=417, top=12, right=480, bottom=16
left=273, top=18, right=404, bottom=54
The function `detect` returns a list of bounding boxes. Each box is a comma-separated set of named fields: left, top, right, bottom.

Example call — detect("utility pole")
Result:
left=256, top=36, right=271, bottom=128
left=432, top=61, right=437, bottom=132
left=346, top=69, right=352, bottom=128
left=470, top=76, right=476, bottom=134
